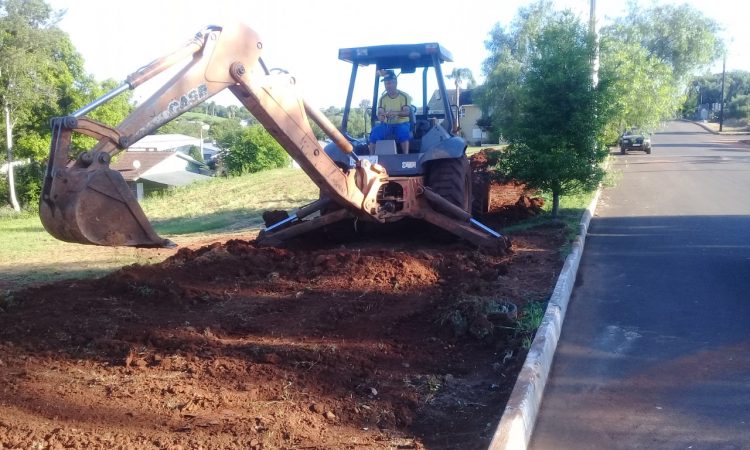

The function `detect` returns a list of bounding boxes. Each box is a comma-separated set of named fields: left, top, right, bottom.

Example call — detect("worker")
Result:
left=369, top=70, right=412, bottom=154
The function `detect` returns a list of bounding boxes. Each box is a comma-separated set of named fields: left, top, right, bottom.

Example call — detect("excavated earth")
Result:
left=0, top=154, right=565, bottom=450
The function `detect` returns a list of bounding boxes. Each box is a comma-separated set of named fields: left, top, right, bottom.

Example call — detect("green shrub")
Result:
left=187, top=145, right=204, bottom=163
left=0, top=160, right=44, bottom=210
left=220, top=124, right=290, bottom=175
left=728, top=94, right=750, bottom=120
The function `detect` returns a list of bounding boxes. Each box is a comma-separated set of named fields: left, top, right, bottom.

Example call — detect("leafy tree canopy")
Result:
left=685, top=70, right=750, bottom=119
left=605, top=1, right=724, bottom=83
left=1, top=0, right=132, bottom=161
left=218, top=124, right=290, bottom=176
left=0, top=0, right=135, bottom=208
left=447, top=68, right=476, bottom=89
left=491, top=8, right=607, bottom=216
left=477, top=0, right=557, bottom=140
left=597, top=37, right=679, bottom=141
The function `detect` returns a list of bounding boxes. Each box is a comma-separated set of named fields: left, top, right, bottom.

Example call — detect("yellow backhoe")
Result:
left=39, top=23, right=509, bottom=252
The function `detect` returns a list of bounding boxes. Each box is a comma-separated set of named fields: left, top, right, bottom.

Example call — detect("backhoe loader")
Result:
left=39, top=23, right=509, bottom=252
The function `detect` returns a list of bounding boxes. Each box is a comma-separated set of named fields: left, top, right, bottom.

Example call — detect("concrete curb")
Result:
left=487, top=181, right=604, bottom=450
left=681, top=118, right=750, bottom=136
left=680, top=118, right=717, bottom=134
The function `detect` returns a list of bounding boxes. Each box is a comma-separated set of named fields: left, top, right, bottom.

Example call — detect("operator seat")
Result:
left=371, top=105, right=418, bottom=155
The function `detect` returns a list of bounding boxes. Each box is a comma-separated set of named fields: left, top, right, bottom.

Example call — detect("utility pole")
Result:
left=590, top=0, right=599, bottom=88
left=719, top=53, right=726, bottom=132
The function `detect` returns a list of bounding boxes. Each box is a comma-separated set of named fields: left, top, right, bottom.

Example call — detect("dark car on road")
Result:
left=619, top=128, right=652, bottom=154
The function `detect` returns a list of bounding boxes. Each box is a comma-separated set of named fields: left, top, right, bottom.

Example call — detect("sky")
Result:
left=48, top=0, right=749, bottom=108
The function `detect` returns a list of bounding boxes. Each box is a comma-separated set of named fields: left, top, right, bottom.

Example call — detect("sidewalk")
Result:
left=686, top=118, right=750, bottom=135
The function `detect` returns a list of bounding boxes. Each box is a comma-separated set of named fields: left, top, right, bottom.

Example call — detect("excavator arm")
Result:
left=40, top=23, right=386, bottom=247
left=40, top=23, right=509, bottom=253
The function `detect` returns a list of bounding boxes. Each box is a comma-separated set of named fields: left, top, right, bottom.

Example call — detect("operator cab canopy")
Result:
left=326, top=42, right=465, bottom=175
left=336, top=42, right=456, bottom=130
left=337, top=43, right=453, bottom=69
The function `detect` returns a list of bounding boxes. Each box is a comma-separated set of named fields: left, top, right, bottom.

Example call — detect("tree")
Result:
left=497, top=11, right=607, bottom=217
left=596, top=37, right=679, bottom=142
left=728, top=94, right=750, bottom=120
left=0, top=0, right=62, bottom=210
left=307, top=105, right=367, bottom=141
left=607, top=3, right=723, bottom=84
left=594, top=3, right=723, bottom=136
left=685, top=71, right=750, bottom=119
left=477, top=0, right=556, bottom=139
left=0, top=0, right=98, bottom=210
left=209, top=117, right=244, bottom=144
left=447, top=68, right=476, bottom=132
left=219, top=124, right=290, bottom=175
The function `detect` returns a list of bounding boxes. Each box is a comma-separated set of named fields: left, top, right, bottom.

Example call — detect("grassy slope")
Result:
left=142, top=168, right=318, bottom=233
left=0, top=162, right=596, bottom=290
left=0, top=168, right=317, bottom=288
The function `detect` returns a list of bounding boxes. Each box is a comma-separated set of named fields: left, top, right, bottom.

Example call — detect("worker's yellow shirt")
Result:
left=378, top=90, right=411, bottom=124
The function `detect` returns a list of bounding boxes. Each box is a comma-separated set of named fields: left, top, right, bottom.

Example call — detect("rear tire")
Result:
left=426, top=156, right=471, bottom=212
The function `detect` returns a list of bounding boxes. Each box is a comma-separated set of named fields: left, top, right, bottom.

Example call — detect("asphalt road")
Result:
left=530, top=121, right=750, bottom=449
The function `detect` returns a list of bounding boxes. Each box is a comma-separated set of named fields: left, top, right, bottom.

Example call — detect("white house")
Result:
left=427, top=88, right=488, bottom=145
left=128, top=134, right=200, bottom=153
left=111, top=151, right=211, bottom=200
left=130, top=133, right=223, bottom=164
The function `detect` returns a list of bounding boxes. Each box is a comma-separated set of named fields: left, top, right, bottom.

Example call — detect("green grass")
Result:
left=142, top=167, right=319, bottom=233
left=516, top=300, right=547, bottom=349
left=0, top=161, right=602, bottom=290
left=466, top=144, right=597, bottom=249
left=0, top=211, right=159, bottom=286
left=701, top=117, right=750, bottom=133
left=502, top=188, right=595, bottom=253
left=0, top=168, right=318, bottom=289
left=499, top=157, right=612, bottom=254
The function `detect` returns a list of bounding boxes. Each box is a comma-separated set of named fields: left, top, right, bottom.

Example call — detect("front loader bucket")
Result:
left=40, top=165, right=172, bottom=248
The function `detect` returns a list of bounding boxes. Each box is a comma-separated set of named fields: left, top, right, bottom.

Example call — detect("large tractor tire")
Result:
left=426, top=156, right=471, bottom=213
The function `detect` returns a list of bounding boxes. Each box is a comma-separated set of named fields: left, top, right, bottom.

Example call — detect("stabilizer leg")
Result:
left=256, top=208, right=354, bottom=247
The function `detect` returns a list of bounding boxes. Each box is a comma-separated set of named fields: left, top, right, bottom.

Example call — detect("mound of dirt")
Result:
left=0, top=151, right=563, bottom=449
left=0, top=226, right=565, bottom=449
left=470, top=149, right=545, bottom=227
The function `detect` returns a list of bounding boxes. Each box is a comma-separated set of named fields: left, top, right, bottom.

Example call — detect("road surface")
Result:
left=530, top=121, right=750, bottom=449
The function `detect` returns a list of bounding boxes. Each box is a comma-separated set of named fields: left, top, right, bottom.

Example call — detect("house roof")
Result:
left=202, top=142, right=222, bottom=153
left=141, top=171, right=212, bottom=187
left=111, top=151, right=175, bottom=182
left=456, top=89, right=474, bottom=105
left=427, top=88, right=476, bottom=113
left=129, top=134, right=200, bottom=151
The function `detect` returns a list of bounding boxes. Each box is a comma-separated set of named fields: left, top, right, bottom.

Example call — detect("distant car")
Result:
left=620, top=128, right=652, bottom=154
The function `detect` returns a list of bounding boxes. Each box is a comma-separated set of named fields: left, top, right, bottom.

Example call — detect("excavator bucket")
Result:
left=39, top=118, right=172, bottom=248
left=40, top=167, right=171, bottom=247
